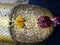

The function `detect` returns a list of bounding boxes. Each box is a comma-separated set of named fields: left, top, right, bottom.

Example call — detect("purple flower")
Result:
left=37, top=16, right=52, bottom=28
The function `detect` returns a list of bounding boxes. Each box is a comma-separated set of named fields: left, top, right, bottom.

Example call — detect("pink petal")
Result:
left=52, top=16, right=60, bottom=27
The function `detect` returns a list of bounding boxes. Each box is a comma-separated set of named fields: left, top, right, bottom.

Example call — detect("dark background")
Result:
left=29, top=0, right=60, bottom=45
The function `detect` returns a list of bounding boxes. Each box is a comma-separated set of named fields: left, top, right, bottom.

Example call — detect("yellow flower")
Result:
left=15, top=16, right=25, bottom=28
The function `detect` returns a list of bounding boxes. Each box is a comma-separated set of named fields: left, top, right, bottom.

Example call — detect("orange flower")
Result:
left=15, top=16, right=25, bottom=28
